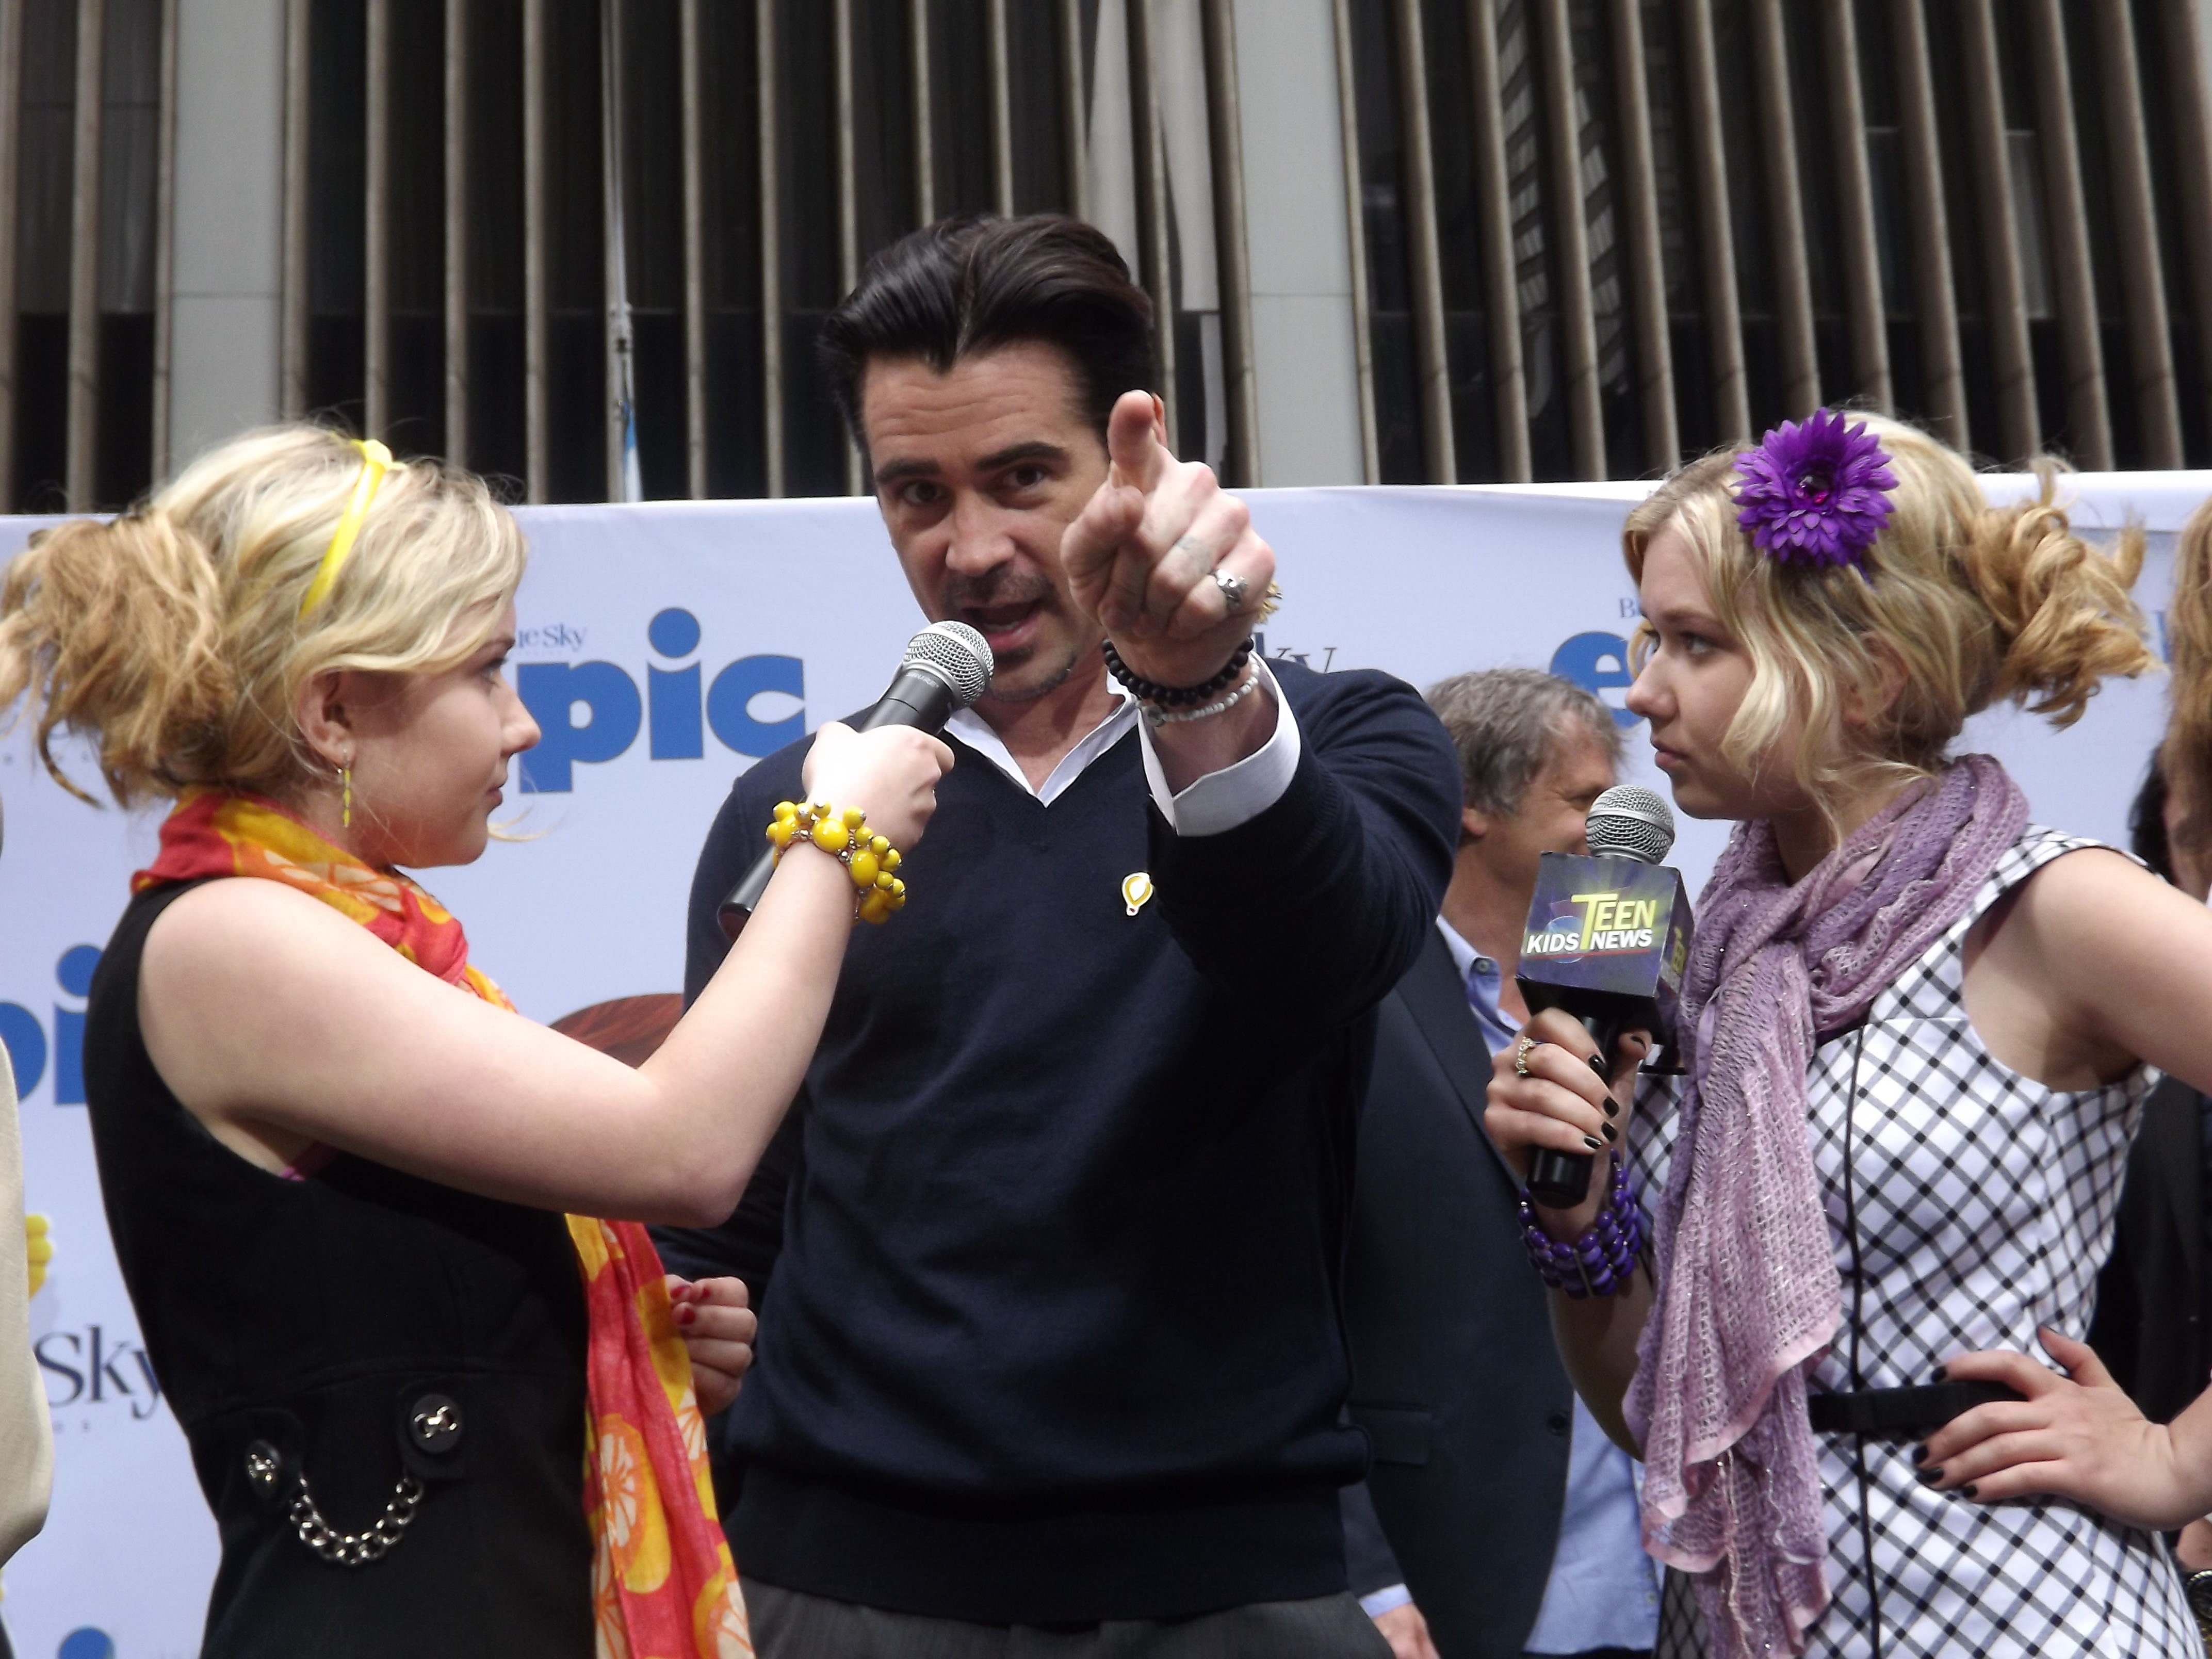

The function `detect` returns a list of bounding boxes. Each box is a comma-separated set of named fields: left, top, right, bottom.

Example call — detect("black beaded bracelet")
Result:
left=1101, top=636, right=1255, bottom=708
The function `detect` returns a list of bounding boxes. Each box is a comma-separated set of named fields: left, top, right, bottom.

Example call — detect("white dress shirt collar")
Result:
left=941, top=660, right=1303, bottom=837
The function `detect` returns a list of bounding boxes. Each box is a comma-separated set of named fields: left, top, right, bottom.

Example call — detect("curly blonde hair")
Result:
left=0, top=426, right=526, bottom=806
left=2160, top=497, right=2212, bottom=858
left=1623, top=413, right=2153, bottom=826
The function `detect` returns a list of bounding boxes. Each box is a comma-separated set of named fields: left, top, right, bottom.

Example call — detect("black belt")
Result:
left=1807, top=1380, right=2025, bottom=1439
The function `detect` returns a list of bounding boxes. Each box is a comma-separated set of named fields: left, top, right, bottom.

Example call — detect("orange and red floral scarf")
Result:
left=137, top=789, right=753, bottom=1659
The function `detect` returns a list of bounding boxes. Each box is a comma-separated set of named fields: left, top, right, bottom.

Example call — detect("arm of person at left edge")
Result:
left=648, top=754, right=813, bottom=1329
left=1909, top=848, right=2212, bottom=1528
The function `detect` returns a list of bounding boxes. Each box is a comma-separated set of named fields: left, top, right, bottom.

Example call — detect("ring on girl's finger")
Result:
left=1212, top=569, right=1250, bottom=613
left=1514, top=1033, right=1537, bottom=1077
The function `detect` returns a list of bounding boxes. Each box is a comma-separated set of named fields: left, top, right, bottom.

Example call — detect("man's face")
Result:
left=1478, top=722, right=1618, bottom=899
left=861, top=342, right=1112, bottom=704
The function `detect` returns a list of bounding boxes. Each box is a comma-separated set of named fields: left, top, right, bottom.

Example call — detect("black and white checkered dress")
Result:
left=1634, top=826, right=2199, bottom=1658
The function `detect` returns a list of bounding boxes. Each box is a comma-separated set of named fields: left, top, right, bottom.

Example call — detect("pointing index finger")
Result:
left=1105, top=390, right=1168, bottom=492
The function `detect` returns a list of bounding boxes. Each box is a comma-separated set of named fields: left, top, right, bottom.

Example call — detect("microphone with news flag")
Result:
left=717, top=620, right=993, bottom=939
left=1516, top=785, right=1694, bottom=1209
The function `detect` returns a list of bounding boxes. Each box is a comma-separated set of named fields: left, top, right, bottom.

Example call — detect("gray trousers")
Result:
left=743, top=1581, right=1395, bottom=1659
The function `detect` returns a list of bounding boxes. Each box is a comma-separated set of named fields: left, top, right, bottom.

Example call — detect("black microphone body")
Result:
left=717, top=624, right=990, bottom=939
left=848, top=662, right=966, bottom=736
left=1517, top=788, right=1693, bottom=1209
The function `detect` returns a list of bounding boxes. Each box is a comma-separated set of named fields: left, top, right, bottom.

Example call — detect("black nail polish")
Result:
left=1602, top=1123, right=1619, bottom=1143
left=1931, top=1365, right=1948, bottom=1382
left=1603, top=1099, right=1620, bottom=1118
left=1917, top=1467, right=1943, bottom=1485
left=1582, top=1135, right=1604, bottom=1151
left=1911, top=1446, right=1928, bottom=1466
left=1585, top=1053, right=1608, bottom=1079
left=1961, top=1483, right=1978, bottom=1499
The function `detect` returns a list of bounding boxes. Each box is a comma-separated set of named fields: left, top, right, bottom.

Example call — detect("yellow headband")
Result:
left=298, top=438, right=395, bottom=616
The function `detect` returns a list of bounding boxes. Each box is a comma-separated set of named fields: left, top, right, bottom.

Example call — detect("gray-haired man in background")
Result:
left=1340, top=669, right=1662, bottom=1659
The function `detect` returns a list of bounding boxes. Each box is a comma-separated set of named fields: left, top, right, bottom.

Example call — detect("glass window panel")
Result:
left=17, top=0, right=76, bottom=320
left=700, top=0, right=765, bottom=497
left=1569, top=0, right=1640, bottom=478
left=387, top=0, right=446, bottom=459
left=1349, top=0, right=1424, bottom=481
left=1709, top=0, right=1780, bottom=432
left=1416, top=0, right=1497, bottom=480
left=542, top=0, right=605, bottom=500
left=776, top=0, right=847, bottom=494
left=853, top=0, right=919, bottom=264
left=619, top=0, right=685, bottom=497
left=930, top=0, right=994, bottom=216
left=96, top=0, right=162, bottom=507
left=1009, top=0, right=1070, bottom=215
left=469, top=0, right=529, bottom=492
left=98, top=0, right=161, bottom=318
left=306, top=0, right=365, bottom=429
left=2128, top=0, right=2207, bottom=462
left=1499, top=0, right=1568, bottom=478
left=1639, top=0, right=1714, bottom=454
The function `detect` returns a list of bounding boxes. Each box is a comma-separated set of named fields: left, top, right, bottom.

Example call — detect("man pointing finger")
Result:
left=659, top=214, right=1462, bottom=1659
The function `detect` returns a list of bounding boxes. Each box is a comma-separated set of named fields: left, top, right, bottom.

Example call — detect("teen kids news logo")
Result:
left=1523, top=892, right=1664, bottom=959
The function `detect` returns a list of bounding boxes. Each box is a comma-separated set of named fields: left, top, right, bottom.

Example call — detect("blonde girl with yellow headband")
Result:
left=1487, top=411, right=2212, bottom=1658
left=0, top=426, right=950, bottom=1657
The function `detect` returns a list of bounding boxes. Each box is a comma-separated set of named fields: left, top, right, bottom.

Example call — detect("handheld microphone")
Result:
left=1516, top=785, right=1694, bottom=1208
left=716, top=620, right=992, bottom=939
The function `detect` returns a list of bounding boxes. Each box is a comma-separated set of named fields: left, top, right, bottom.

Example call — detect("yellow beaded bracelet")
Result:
left=765, top=800, right=908, bottom=924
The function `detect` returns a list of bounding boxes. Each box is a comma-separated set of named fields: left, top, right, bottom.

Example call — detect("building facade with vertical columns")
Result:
left=9, top=0, right=2212, bottom=512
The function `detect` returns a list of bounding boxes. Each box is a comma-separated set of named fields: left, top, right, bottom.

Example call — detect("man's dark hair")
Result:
left=819, top=214, right=1157, bottom=450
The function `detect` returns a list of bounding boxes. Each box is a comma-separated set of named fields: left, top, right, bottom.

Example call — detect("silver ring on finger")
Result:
left=1514, top=1033, right=1537, bottom=1077
left=1212, top=569, right=1250, bottom=614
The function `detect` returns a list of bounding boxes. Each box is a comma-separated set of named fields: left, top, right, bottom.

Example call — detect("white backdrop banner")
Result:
left=0, top=474, right=2204, bottom=1655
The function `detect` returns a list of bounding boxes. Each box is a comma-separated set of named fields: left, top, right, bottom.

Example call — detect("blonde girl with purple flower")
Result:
left=1488, top=411, right=2209, bottom=1658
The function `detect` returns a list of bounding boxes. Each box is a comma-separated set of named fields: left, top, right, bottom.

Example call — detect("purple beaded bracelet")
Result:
left=1518, top=1153, right=1647, bottom=1299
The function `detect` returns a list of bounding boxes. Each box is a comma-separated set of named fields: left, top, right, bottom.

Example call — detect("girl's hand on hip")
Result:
left=1916, top=1328, right=2210, bottom=1530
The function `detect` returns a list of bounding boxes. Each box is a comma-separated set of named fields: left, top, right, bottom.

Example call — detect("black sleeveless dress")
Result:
left=84, top=880, right=594, bottom=1657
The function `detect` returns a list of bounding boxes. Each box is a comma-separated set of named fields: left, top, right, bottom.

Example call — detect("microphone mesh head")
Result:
left=1587, top=784, right=1676, bottom=865
left=903, top=621, right=993, bottom=708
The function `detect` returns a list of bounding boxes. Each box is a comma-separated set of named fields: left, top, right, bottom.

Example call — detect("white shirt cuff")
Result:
left=1358, top=1583, right=1413, bottom=1619
left=1136, top=660, right=1303, bottom=836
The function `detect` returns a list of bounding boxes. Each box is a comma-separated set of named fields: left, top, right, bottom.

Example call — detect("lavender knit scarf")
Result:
left=1622, top=754, right=2028, bottom=1658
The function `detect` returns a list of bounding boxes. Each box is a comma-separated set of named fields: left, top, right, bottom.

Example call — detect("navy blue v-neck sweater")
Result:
left=658, top=659, right=1460, bottom=1623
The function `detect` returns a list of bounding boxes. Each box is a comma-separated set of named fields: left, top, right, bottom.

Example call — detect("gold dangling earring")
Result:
left=341, top=765, right=352, bottom=830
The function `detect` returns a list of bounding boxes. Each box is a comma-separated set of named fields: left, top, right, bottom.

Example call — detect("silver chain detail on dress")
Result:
left=287, top=1470, right=424, bottom=1566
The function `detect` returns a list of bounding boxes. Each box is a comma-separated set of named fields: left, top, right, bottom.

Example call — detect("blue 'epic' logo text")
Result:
left=1550, top=631, right=1640, bottom=728
left=0, top=944, right=98, bottom=1106
left=515, top=608, right=803, bottom=792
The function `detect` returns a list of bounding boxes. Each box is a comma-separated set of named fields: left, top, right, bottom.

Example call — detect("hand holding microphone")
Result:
left=717, top=621, right=989, bottom=938
left=797, top=722, right=954, bottom=849
left=1505, top=786, right=1693, bottom=1210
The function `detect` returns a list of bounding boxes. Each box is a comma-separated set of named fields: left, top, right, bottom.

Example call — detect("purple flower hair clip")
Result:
left=1732, top=408, right=1898, bottom=570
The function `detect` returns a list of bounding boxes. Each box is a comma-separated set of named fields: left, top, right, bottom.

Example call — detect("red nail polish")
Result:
left=676, top=1305, right=695, bottom=1326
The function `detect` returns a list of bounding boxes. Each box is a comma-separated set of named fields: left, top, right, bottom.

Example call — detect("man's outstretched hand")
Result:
left=1062, top=390, right=1276, bottom=690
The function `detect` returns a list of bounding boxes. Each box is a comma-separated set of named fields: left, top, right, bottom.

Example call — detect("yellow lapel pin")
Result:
left=1121, top=872, right=1154, bottom=916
